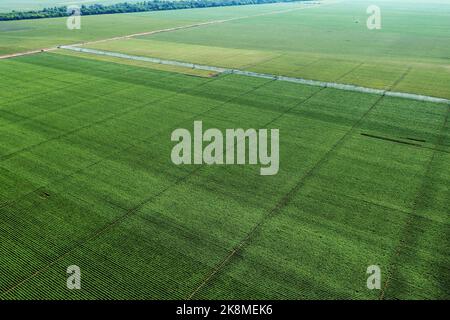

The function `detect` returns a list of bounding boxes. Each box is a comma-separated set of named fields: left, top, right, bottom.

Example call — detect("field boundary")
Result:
left=60, top=46, right=450, bottom=105
left=0, top=47, right=57, bottom=60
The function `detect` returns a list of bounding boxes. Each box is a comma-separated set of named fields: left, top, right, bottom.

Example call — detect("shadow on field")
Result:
left=381, top=107, right=450, bottom=300
left=360, top=133, right=422, bottom=147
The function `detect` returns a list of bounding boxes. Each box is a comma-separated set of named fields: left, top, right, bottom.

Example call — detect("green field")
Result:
left=83, top=0, right=450, bottom=99
left=0, top=2, right=304, bottom=55
left=3, top=0, right=448, bottom=98
left=0, top=0, right=449, bottom=300
left=0, top=52, right=448, bottom=299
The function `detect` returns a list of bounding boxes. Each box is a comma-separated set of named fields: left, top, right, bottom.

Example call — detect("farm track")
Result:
left=335, top=62, right=365, bottom=82
left=388, top=66, right=413, bottom=92
left=0, top=48, right=57, bottom=60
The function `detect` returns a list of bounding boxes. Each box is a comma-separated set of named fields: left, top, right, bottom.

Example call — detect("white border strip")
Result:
left=60, top=46, right=450, bottom=105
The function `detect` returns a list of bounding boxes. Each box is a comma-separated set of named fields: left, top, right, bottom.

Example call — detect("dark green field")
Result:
left=0, top=0, right=449, bottom=300
left=0, top=52, right=448, bottom=299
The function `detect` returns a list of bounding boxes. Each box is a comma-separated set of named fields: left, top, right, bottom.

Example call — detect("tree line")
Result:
left=0, top=0, right=309, bottom=21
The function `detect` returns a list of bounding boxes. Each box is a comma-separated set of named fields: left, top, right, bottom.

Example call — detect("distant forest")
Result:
left=0, top=0, right=311, bottom=21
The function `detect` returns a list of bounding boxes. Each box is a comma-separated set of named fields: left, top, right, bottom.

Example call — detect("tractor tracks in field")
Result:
left=379, top=104, right=450, bottom=300
left=387, top=66, right=412, bottom=93
left=0, top=68, right=223, bottom=211
left=0, top=77, right=279, bottom=297
left=0, top=74, right=227, bottom=296
left=187, top=92, right=386, bottom=299
left=335, top=62, right=365, bottom=82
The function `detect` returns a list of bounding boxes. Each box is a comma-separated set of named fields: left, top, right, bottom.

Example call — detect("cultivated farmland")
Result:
left=84, top=0, right=450, bottom=99
left=0, top=0, right=449, bottom=300
left=0, top=2, right=306, bottom=56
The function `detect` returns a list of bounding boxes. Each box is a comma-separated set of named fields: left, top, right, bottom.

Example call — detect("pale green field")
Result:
left=6, top=0, right=449, bottom=100
left=0, top=2, right=305, bottom=55
left=54, top=48, right=218, bottom=77
left=83, top=0, right=450, bottom=98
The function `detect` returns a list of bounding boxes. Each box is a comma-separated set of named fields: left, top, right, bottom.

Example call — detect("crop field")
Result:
left=0, top=0, right=449, bottom=301
left=0, top=2, right=304, bottom=56
left=1, top=52, right=449, bottom=299
left=83, top=0, right=450, bottom=99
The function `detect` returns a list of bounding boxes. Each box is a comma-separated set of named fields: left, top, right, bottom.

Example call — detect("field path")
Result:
left=0, top=47, right=57, bottom=60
